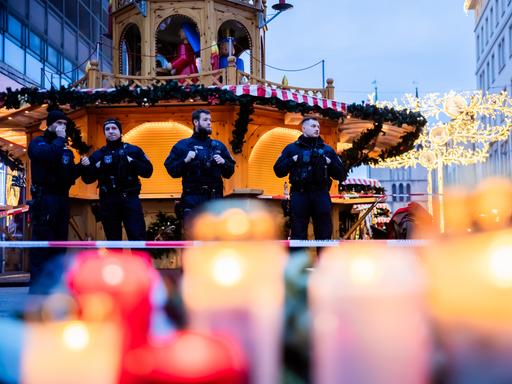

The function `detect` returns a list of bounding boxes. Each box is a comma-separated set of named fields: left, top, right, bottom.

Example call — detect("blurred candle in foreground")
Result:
left=309, top=242, right=428, bottom=384
left=22, top=294, right=121, bottom=384
left=425, top=229, right=512, bottom=383
left=183, top=200, right=286, bottom=384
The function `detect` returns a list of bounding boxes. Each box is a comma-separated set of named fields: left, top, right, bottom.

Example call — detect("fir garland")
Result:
left=0, top=82, right=427, bottom=169
left=0, top=148, right=24, bottom=173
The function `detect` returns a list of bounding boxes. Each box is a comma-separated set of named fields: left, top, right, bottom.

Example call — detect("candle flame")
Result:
left=224, top=208, right=251, bottom=236
left=101, top=263, right=125, bottom=286
left=489, top=246, right=512, bottom=288
left=212, top=249, right=243, bottom=286
left=62, top=321, right=90, bottom=350
left=349, top=257, right=377, bottom=285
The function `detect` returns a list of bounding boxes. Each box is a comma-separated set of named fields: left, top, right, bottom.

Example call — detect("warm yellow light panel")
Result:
left=248, top=127, right=300, bottom=195
left=123, top=122, right=192, bottom=196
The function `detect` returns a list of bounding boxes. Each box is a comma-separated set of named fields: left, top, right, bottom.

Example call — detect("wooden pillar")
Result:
left=201, top=0, right=216, bottom=76
left=226, top=56, right=238, bottom=85
left=87, top=60, right=100, bottom=89
left=325, top=78, right=335, bottom=99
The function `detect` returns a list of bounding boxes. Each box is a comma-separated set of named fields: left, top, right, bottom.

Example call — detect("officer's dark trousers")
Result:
left=181, top=192, right=222, bottom=223
left=290, top=190, right=332, bottom=240
left=30, top=194, right=69, bottom=294
left=100, top=193, right=146, bottom=240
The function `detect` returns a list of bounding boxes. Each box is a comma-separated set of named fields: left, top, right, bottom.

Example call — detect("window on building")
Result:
left=486, top=17, right=489, bottom=42
left=29, top=0, right=45, bottom=34
left=406, top=184, right=411, bottom=202
left=65, top=1, right=78, bottom=26
left=7, top=14, right=23, bottom=42
left=509, top=25, right=512, bottom=57
left=481, top=26, right=485, bottom=52
left=392, top=184, right=397, bottom=202
left=26, top=52, right=43, bottom=84
left=7, top=0, right=27, bottom=18
left=79, top=4, right=91, bottom=38
left=47, top=45, right=60, bottom=69
left=29, top=31, right=42, bottom=57
left=4, top=37, right=25, bottom=73
left=398, top=183, right=404, bottom=202
left=477, top=34, right=481, bottom=59
left=48, top=0, right=63, bottom=13
left=48, top=11, right=62, bottom=48
left=0, top=34, right=4, bottom=61
left=497, top=0, right=501, bottom=20
left=487, top=61, right=491, bottom=88
left=64, top=26, right=77, bottom=60
left=491, top=8, right=495, bottom=34
left=78, top=39, right=90, bottom=66
left=492, top=54, right=496, bottom=83
left=499, top=38, right=506, bottom=71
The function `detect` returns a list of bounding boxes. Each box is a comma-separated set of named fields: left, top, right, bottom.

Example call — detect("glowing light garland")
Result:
left=370, top=90, right=512, bottom=231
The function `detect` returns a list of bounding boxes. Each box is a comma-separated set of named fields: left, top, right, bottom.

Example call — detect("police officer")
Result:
left=28, top=110, right=83, bottom=293
left=82, top=118, right=153, bottom=240
left=274, top=116, right=345, bottom=240
left=164, top=109, right=235, bottom=221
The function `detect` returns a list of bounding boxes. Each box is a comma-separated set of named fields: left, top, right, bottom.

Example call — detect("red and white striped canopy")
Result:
left=76, top=84, right=347, bottom=113
left=222, top=84, right=347, bottom=113
left=341, top=178, right=382, bottom=187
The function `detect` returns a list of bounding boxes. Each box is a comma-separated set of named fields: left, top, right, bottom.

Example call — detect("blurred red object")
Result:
left=126, top=330, right=247, bottom=384
left=66, top=249, right=155, bottom=384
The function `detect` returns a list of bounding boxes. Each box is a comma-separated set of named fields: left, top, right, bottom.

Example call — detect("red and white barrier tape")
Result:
left=0, top=239, right=428, bottom=249
left=0, top=205, right=29, bottom=218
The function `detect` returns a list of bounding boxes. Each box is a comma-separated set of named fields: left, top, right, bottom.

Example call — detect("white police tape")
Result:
left=0, top=239, right=429, bottom=248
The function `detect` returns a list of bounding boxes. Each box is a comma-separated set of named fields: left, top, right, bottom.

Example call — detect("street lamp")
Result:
left=258, top=0, right=294, bottom=29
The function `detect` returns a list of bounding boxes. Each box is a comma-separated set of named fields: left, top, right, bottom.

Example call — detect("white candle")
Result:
left=22, top=319, right=121, bottom=384
left=309, top=242, right=428, bottom=384
left=182, top=241, right=287, bottom=384
left=425, top=229, right=512, bottom=383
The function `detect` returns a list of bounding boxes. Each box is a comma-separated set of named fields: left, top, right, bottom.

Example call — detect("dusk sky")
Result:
left=259, top=0, right=476, bottom=104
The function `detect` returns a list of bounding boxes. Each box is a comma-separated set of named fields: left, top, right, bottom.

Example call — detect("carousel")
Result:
left=0, top=0, right=426, bottom=241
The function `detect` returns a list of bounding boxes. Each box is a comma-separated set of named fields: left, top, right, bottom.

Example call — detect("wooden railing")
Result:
left=72, top=59, right=335, bottom=99
left=237, top=71, right=333, bottom=99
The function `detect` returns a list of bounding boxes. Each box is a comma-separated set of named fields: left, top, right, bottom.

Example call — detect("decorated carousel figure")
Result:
left=166, top=23, right=199, bottom=76
left=218, top=37, right=244, bottom=71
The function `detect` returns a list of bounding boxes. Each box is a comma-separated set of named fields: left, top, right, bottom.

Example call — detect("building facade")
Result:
left=450, top=0, right=512, bottom=186
left=368, top=166, right=429, bottom=214
left=0, top=0, right=112, bottom=91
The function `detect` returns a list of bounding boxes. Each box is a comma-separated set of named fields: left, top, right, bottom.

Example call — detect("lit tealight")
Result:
left=222, top=208, right=250, bottom=237
left=349, top=257, right=377, bottom=285
left=62, top=321, right=90, bottom=351
left=101, top=263, right=125, bottom=286
left=212, top=249, right=243, bottom=286
left=488, top=245, right=512, bottom=288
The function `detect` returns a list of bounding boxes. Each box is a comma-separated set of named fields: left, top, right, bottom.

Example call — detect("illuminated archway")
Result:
left=248, top=128, right=300, bottom=195
left=123, top=122, right=192, bottom=196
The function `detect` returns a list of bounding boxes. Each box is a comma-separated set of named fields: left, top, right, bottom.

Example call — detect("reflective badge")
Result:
left=62, top=154, right=70, bottom=165
left=104, top=155, right=112, bottom=164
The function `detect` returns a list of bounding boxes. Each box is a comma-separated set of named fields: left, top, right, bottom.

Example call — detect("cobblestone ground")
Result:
left=0, top=287, right=29, bottom=318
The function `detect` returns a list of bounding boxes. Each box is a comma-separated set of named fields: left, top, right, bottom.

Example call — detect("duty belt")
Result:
left=183, top=186, right=218, bottom=196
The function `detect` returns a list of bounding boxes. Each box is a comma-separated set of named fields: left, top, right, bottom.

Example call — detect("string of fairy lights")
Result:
left=371, top=90, right=512, bottom=231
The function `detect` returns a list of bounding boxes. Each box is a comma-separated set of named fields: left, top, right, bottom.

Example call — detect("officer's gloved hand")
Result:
left=213, top=154, right=225, bottom=165
left=80, top=156, right=90, bottom=166
left=184, top=150, right=196, bottom=163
